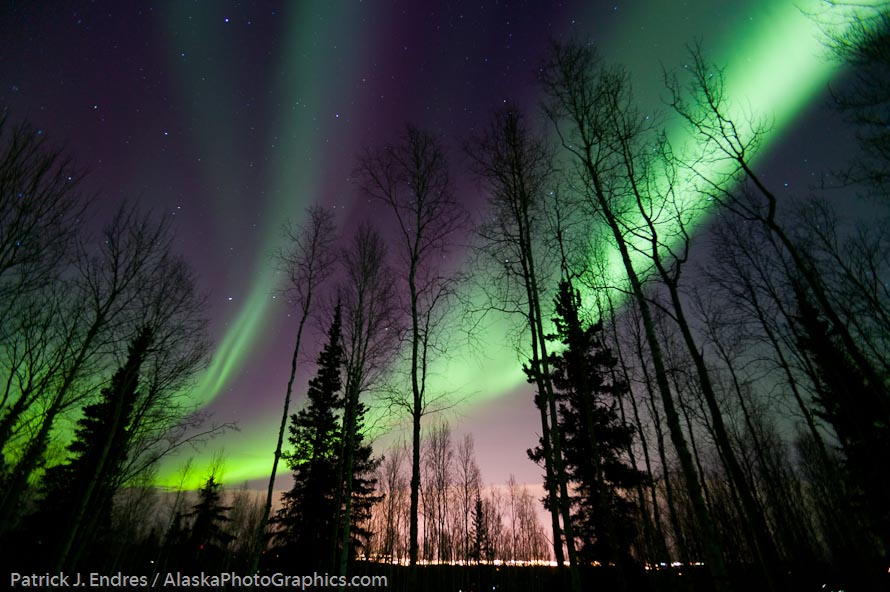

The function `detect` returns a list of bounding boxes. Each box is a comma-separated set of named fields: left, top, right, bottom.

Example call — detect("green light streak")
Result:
left=159, top=1, right=852, bottom=485
left=396, top=1, right=844, bottom=412
left=157, top=415, right=283, bottom=489
left=159, top=3, right=279, bottom=407
left=156, top=3, right=364, bottom=486
left=594, top=0, right=841, bottom=284
left=162, top=3, right=361, bottom=408
left=717, top=3, right=836, bottom=142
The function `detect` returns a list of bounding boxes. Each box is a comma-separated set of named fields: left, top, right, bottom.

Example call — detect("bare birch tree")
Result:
left=1, top=205, right=193, bottom=530
left=467, top=106, right=581, bottom=591
left=253, top=206, right=338, bottom=572
left=356, top=126, right=467, bottom=566
left=455, top=433, right=481, bottom=563
left=539, top=41, right=730, bottom=588
left=336, top=224, right=399, bottom=577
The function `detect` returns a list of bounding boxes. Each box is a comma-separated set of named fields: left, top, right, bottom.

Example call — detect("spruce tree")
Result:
left=543, top=281, right=644, bottom=567
left=271, top=303, right=346, bottom=569
left=271, top=303, right=382, bottom=568
left=31, top=326, right=153, bottom=569
left=471, top=491, right=492, bottom=563
left=187, top=474, right=234, bottom=570
left=793, top=282, right=890, bottom=559
left=338, top=396, right=381, bottom=562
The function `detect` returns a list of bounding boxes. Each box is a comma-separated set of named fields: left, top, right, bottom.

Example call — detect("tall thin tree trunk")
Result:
left=409, top=406, right=421, bottom=567
left=744, top=167, right=889, bottom=409
left=660, top=276, right=780, bottom=590
left=594, top=189, right=728, bottom=587
left=408, top=260, right=422, bottom=567
left=524, top=236, right=582, bottom=592
left=608, top=298, right=668, bottom=561
left=742, top=276, right=830, bottom=464
left=337, top=382, right=360, bottom=580
left=514, top=206, right=566, bottom=571
left=673, top=377, right=713, bottom=515
left=252, top=301, right=311, bottom=574
left=614, top=366, right=658, bottom=566
left=526, top=312, right=566, bottom=568
left=632, top=316, right=687, bottom=562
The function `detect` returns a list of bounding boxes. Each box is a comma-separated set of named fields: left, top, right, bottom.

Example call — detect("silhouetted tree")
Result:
left=670, top=45, right=890, bottom=576
left=602, top=290, right=670, bottom=565
left=1, top=206, right=213, bottom=532
left=188, top=474, right=234, bottom=571
left=0, top=114, right=86, bottom=499
left=0, top=113, right=86, bottom=310
left=357, top=125, right=467, bottom=568
left=336, top=224, right=398, bottom=577
left=256, top=206, right=338, bottom=572
left=421, top=422, right=455, bottom=562
left=271, top=303, right=346, bottom=569
left=371, top=443, right=408, bottom=563
left=793, top=281, right=890, bottom=558
left=544, top=280, right=644, bottom=569
left=455, top=434, right=481, bottom=563
left=0, top=288, right=71, bottom=480
left=340, top=397, right=382, bottom=561
left=540, top=41, right=727, bottom=587
left=471, top=491, right=493, bottom=563
left=468, top=106, right=578, bottom=586
left=820, top=1, right=890, bottom=195
left=616, top=85, right=782, bottom=582
left=29, top=326, right=153, bottom=570
left=668, top=44, right=888, bottom=414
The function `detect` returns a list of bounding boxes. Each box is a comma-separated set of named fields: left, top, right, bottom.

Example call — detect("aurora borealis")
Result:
left=0, top=1, right=855, bottom=488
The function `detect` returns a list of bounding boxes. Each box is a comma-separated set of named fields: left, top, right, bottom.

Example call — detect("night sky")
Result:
left=0, top=1, right=855, bottom=489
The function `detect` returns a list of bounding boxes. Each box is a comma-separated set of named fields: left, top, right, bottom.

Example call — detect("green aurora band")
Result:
left=163, top=3, right=357, bottom=406
left=156, top=1, right=851, bottom=486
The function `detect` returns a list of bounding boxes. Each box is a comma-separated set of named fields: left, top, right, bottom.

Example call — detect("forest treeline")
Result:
left=2, top=4, right=889, bottom=590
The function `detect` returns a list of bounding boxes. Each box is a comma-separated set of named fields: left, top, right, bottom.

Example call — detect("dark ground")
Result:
left=339, top=561, right=890, bottom=591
